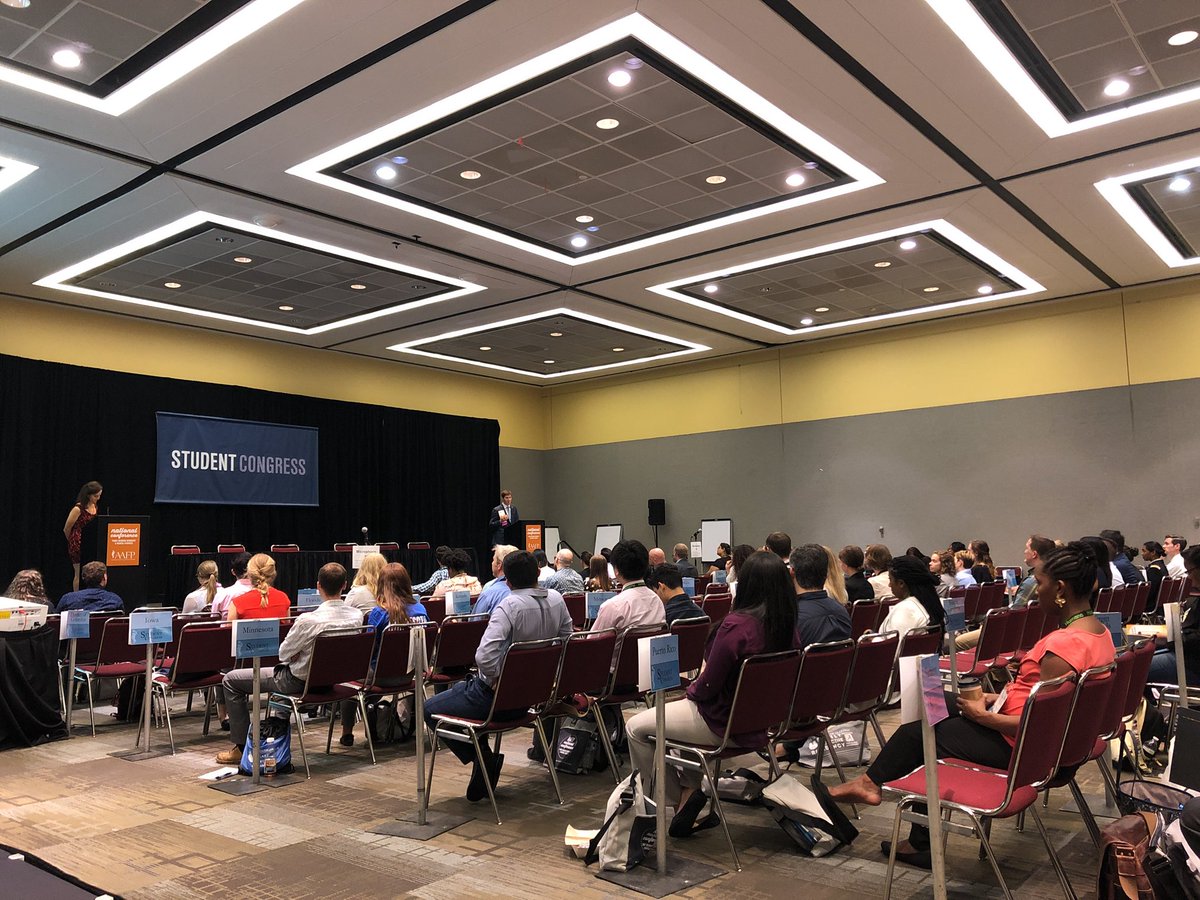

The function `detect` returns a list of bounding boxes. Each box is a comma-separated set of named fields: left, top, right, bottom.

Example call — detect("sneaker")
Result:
left=215, top=746, right=242, bottom=765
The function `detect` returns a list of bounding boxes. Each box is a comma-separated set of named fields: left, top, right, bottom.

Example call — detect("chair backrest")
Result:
left=998, top=606, right=1029, bottom=655
left=373, top=622, right=437, bottom=684
left=562, top=592, right=586, bottom=629
left=1095, top=586, right=1115, bottom=614
left=66, top=611, right=120, bottom=664
left=612, top=623, right=667, bottom=690
left=557, top=629, right=618, bottom=699
left=1055, top=663, right=1117, bottom=770
left=377, top=541, right=400, bottom=551
left=878, top=597, right=900, bottom=627
left=487, top=638, right=565, bottom=716
left=722, top=650, right=803, bottom=746
left=962, top=583, right=985, bottom=620
left=670, top=616, right=712, bottom=674
left=1096, top=647, right=1136, bottom=741
left=250, top=618, right=295, bottom=668
left=897, top=624, right=943, bottom=658
left=430, top=614, right=489, bottom=671
left=701, top=594, right=732, bottom=626
left=422, top=596, right=446, bottom=625
left=839, top=630, right=901, bottom=709
left=849, top=598, right=881, bottom=639
left=96, top=616, right=147, bottom=666
left=705, top=581, right=728, bottom=596
left=973, top=607, right=1014, bottom=665
left=785, top=639, right=855, bottom=726
left=171, top=622, right=234, bottom=682
left=1018, top=602, right=1050, bottom=651
left=1121, top=638, right=1157, bottom=719
left=1116, top=584, right=1137, bottom=623
left=981, top=581, right=1006, bottom=613
left=996, top=566, right=1022, bottom=585
left=333, top=543, right=355, bottom=552
left=270, top=543, right=300, bottom=553
left=170, top=544, right=200, bottom=555
left=1127, top=581, right=1151, bottom=622
left=302, top=627, right=376, bottom=690
left=217, top=544, right=245, bottom=554
left=407, top=541, right=431, bottom=551
left=1006, top=674, right=1077, bottom=793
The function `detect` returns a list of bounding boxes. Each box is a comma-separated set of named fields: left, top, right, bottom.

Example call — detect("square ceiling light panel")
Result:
left=290, top=13, right=882, bottom=265
left=0, top=0, right=305, bottom=114
left=927, top=0, right=1200, bottom=135
left=390, top=308, right=709, bottom=379
left=649, top=220, right=1044, bottom=336
left=0, top=153, right=38, bottom=192
left=34, top=212, right=483, bottom=334
left=1096, top=155, right=1200, bottom=267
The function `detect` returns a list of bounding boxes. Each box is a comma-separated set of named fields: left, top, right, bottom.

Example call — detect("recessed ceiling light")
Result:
left=479, top=345, right=491, bottom=351
left=278, top=305, right=294, bottom=311
left=215, top=236, right=235, bottom=243
left=570, top=236, right=588, bottom=248
left=390, top=155, right=408, bottom=165
left=459, top=170, right=481, bottom=180
left=233, top=256, right=253, bottom=264
left=624, top=57, right=643, bottom=69
left=586, top=225, right=599, bottom=232
left=543, top=359, right=556, bottom=364
left=164, top=281, right=181, bottom=289
left=595, top=118, right=620, bottom=130
left=1168, top=175, right=1192, bottom=192
left=814, top=306, right=830, bottom=312
left=549, top=331, right=563, bottom=337
left=2, top=0, right=32, bottom=8
left=607, top=70, right=632, bottom=87
left=785, top=172, right=806, bottom=187
left=873, top=260, right=891, bottom=268
left=349, top=283, right=367, bottom=290
left=1103, top=78, right=1131, bottom=98
left=1168, top=30, right=1198, bottom=47
left=977, top=285, right=994, bottom=294
left=705, top=174, right=727, bottom=185
left=923, top=286, right=940, bottom=292
left=612, top=347, right=624, bottom=352
left=800, top=317, right=814, bottom=326
left=899, top=239, right=918, bottom=250
left=375, top=164, right=397, bottom=180
left=575, top=214, right=594, bottom=223
left=52, top=48, right=82, bottom=69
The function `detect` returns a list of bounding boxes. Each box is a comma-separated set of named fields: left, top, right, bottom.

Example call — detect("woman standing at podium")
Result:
left=63, top=480, right=103, bottom=591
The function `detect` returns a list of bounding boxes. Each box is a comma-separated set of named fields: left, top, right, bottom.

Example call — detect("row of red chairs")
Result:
left=1095, top=581, right=1151, bottom=623
left=170, top=542, right=409, bottom=555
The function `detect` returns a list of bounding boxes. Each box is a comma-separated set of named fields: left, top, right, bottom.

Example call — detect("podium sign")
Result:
left=352, top=545, right=380, bottom=568
left=523, top=522, right=543, bottom=553
left=106, top=522, right=142, bottom=567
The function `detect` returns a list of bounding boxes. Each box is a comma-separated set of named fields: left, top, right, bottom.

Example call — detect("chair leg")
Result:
left=1029, top=804, right=1078, bottom=900
left=1067, top=778, right=1102, bottom=848
left=358, top=694, right=376, bottom=765
left=84, top=673, right=95, bottom=736
left=202, top=687, right=213, bottom=736
left=160, top=685, right=176, bottom=755
left=534, top=719, right=563, bottom=804
left=288, top=703, right=309, bottom=779
left=325, top=705, right=338, bottom=754
left=186, top=689, right=194, bottom=713
left=593, top=705, right=621, bottom=784
left=857, top=720, right=869, bottom=766
left=699, top=753, right=739, bottom=872
left=471, top=730, right=502, bottom=825
left=869, top=711, right=887, bottom=751
left=970, top=810, right=1015, bottom=900
left=1016, top=809, right=1025, bottom=833
left=425, top=728, right=440, bottom=798
left=883, top=798, right=907, bottom=900
left=978, top=814, right=991, bottom=859
left=766, top=740, right=782, bottom=782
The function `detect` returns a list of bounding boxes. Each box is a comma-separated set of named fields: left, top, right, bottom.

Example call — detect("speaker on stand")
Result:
left=648, top=498, right=665, bottom=548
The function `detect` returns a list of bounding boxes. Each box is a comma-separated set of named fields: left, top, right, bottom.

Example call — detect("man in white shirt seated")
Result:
left=1166, top=535, right=1189, bottom=578
left=592, top=539, right=665, bottom=634
left=540, top=548, right=584, bottom=594
left=216, top=562, right=363, bottom=764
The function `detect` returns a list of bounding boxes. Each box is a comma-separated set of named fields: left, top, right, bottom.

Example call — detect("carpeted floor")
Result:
left=0, top=693, right=1126, bottom=898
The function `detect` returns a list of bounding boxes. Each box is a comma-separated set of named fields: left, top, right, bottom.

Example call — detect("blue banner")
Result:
left=155, top=412, right=318, bottom=506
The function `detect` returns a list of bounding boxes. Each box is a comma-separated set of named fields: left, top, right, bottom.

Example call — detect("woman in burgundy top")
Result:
left=63, top=480, right=102, bottom=591
left=626, top=550, right=798, bottom=837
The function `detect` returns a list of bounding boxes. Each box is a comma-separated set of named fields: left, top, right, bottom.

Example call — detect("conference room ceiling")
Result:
left=1, top=0, right=1199, bottom=385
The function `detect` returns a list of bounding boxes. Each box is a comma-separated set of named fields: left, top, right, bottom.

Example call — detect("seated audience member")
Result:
left=475, top=545, right=517, bottom=616
left=432, top=549, right=483, bottom=600
left=1147, top=545, right=1200, bottom=688
left=534, top=549, right=555, bottom=584
left=600, top=547, right=616, bottom=582
left=585, top=554, right=613, bottom=592
left=968, top=540, right=996, bottom=584
left=648, top=547, right=668, bottom=568
left=956, top=534, right=1054, bottom=650
left=213, top=552, right=251, bottom=620
left=929, top=550, right=957, bottom=598
left=4, top=569, right=49, bottom=607
left=878, top=555, right=946, bottom=639
left=791, top=544, right=851, bottom=646
left=865, top=544, right=894, bottom=598
left=1166, top=535, right=1189, bottom=578
left=905, top=547, right=928, bottom=564
left=217, top=562, right=362, bottom=764
left=673, top=544, right=699, bottom=579
left=1101, top=529, right=1143, bottom=584
left=823, top=546, right=848, bottom=605
left=340, top=562, right=428, bottom=746
left=1080, top=535, right=1115, bottom=590
left=228, top=554, right=290, bottom=621
left=950, top=541, right=967, bottom=554
left=727, top=543, right=756, bottom=597
left=592, top=540, right=666, bottom=632
left=648, top=563, right=703, bottom=624
left=424, top=550, right=573, bottom=800
left=183, top=560, right=221, bottom=614
left=541, top=548, right=585, bottom=595
left=953, top=550, right=977, bottom=587
left=57, top=562, right=123, bottom=612
left=627, top=551, right=799, bottom=837
left=839, top=545, right=875, bottom=602
left=765, top=532, right=792, bottom=562
left=344, top=552, right=386, bottom=614
left=706, top=542, right=732, bottom=575
left=831, top=542, right=1115, bottom=868
left=1142, top=541, right=1169, bottom=612
left=413, top=545, right=452, bottom=597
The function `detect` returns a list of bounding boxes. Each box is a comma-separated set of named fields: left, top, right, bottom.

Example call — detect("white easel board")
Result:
left=544, top=527, right=561, bottom=552
left=700, top=519, right=732, bottom=561
left=594, top=524, right=623, bottom=556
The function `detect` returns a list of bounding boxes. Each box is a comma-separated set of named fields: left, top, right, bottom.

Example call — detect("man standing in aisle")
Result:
left=489, top=490, right=518, bottom=547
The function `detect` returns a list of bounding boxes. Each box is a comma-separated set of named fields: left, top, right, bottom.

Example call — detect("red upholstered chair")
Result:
left=139, top=622, right=234, bottom=753
left=537, top=629, right=620, bottom=785
left=335, top=622, right=437, bottom=751
left=849, top=598, right=881, bottom=639
left=422, top=596, right=446, bottom=625
left=768, top=639, right=855, bottom=775
left=961, top=583, right=984, bottom=621
left=270, top=544, right=300, bottom=553
left=980, top=580, right=1007, bottom=614
left=700, top=594, right=732, bottom=628
left=1127, top=581, right=1151, bottom=623
left=561, top=592, right=586, bottom=630
left=670, top=615, right=711, bottom=686
left=74, top=616, right=148, bottom=736
left=170, top=545, right=201, bottom=555
left=587, top=623, right=667, bottom=777
left=427, top=638, right=566, bottom=824
left=332, top=543, right=355, bottom=553
left=704, top=581, right=729, bottom=596
left=406, top=542, right=431, bottom=551
left=1094, top=586, right=1115, bottom=614
left=940, top=607, right=1012, bottom=678
left=992, top=606, right=1030, bottom=667
left=217, top=544, right=245, bottom=554
left=376, top=542, right=400, bottom=551
left=426, top=614, right=489, bottom=689
left=662, top=649, right=803, bottom=871
left=881, top=673, right=1079, bottom=899
left=267, top=627, right=377, bottom=777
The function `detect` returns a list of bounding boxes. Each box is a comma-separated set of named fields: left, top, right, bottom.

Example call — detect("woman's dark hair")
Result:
left=434, top=545, right=451, bottom=566
left=1041, top=541, right=1099, bottom=602
left=587, top=555, right=611, bottom=591
left=1143, top=541, right=1164, bottom=558
left=533, top=549, right=548, bottom=568
left=904, top=546, right=925, bottom=561
left=731, top=551, right=796, bottom=652
left=717, top=542, right=732, bottom=558
left=1078, top=536, right=1111, bottom=591
left=889, top=555, right=945, bottom=626
left=444, top=548, right=471, bottom=574
left=75, top=480, right=103, bottom=506
left=730, top=543, right=756, bottom=576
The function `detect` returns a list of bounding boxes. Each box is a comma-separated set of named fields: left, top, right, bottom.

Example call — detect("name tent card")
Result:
left=586, top=591, right=615, bottom=619
left=713, top=570, right=727, bottom=585
left=450, top=590, right=472, bottom=615
left=1095, top=612, right=1126, bottom=648
left=920, top=654, right=949, bottom=726
left=60, top=609, right=90, bottom=640
left=129, top=609, right=173, bottom=645
left=637, top=634, right=680, bottom=692
left=232, top=618, right=280, bottom=658
left=352, top=544, right=380, bottom=568
left=682, top=577, right=696, bottom=598
left=1004, top=570, right=1019, bottom=589
left=297, top=588, right=320, bottom=611
left=943, top=596, right=966, bottom=634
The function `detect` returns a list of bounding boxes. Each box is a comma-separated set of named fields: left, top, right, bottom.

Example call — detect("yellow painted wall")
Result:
left=0, top=294, right=551, bottom=450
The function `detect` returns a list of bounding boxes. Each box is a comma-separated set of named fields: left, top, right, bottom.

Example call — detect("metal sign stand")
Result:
left=64, top=636, right=78, bottom=738
left=113, top=608, right=170, bottom=761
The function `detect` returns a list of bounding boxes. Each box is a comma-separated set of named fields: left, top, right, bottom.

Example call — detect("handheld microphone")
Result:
left=361, top=526, right=369, bottom=544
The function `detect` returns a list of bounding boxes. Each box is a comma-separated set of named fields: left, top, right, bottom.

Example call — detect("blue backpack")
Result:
left=239, top=719, right=294, bottom=776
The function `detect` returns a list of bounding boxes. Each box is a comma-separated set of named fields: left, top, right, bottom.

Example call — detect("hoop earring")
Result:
left=1055, top=594, right=1067, bottom=608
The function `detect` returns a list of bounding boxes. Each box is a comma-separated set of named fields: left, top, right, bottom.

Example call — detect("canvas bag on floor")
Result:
left=584, top=770, right=656, bottom=872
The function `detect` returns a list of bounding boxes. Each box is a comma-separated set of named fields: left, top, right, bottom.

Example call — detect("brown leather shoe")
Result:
left=215, top=746, right=242, bottom=765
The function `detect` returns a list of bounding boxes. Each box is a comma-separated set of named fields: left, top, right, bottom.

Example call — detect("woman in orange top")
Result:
left=229, top=553, right=290, bottom=620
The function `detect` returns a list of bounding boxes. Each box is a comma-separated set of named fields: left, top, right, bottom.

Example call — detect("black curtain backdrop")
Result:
left=0, top=353, right=500, bottom=603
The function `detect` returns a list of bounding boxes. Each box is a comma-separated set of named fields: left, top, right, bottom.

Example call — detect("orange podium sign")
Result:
left=524, top=523, right=543, bottom=553
left=106, top=522, right=142, bottom=567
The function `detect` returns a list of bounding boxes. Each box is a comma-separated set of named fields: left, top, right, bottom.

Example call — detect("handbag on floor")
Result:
left=554, top=718, right=600, bottom=775
left=367, top=697, right=414, bottom=745
left=761, top=772, right=859, bottom=857
left=584, top=770, right=656, bottom=872
left=708, top=767, right=768, bottom=805
left=239, top=716, right=295, bottom=776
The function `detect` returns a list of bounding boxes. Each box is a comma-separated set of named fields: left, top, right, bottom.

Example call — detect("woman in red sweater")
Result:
left=229, top=553, right=290, bottom=620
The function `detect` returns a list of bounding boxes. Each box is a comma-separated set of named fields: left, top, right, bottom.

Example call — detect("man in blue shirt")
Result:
left=55, top=562, right=123, bottom=612
left=647, top=563, right=703, bottom=624
left=413, top=545, right=451, bottom=596
left=474, top=544, right=517, bottom=616
left=790, top=545, right=851, bottom=647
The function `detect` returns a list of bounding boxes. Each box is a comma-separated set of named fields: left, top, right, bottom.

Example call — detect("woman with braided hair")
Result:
left=830, top=541, right=1114, bottom=869
left=229, top=553, right=290, bottom=621
left=878, top=554, right=946, bottom=639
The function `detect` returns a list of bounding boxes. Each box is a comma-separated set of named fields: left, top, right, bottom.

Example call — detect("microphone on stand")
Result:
left=361, top=526, right=369, bottom=545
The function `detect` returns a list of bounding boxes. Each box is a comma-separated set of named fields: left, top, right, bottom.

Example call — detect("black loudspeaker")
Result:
left=648, top=498, right=666, bottom=526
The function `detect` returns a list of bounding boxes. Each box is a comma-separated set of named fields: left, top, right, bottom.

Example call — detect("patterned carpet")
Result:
left=0, top=695, right=1117, bottom=899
